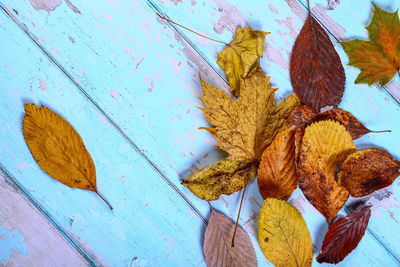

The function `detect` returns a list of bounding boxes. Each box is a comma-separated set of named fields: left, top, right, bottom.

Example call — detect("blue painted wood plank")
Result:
left=1, top=0, right=400, bottom=266
left=0, top=11, right=208, bottom=266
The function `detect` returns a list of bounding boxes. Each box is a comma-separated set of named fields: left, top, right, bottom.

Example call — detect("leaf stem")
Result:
left=156, top=13, right=228, bottom=45
left=231, top=184, right=247, bottom=247
left=370, top=129, right=391, bottom=134
left=96, top=191, right=113, bottom=210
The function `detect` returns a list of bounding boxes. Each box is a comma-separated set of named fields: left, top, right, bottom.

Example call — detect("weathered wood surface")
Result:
left=0, top=171, right=88, bottom=267
left=0, top=0, right=400, bottom=266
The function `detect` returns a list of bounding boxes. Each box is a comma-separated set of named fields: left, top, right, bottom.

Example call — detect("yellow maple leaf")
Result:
left=258, top=198, right=313, bottom=267
left=217, top=27, right=269, bottom=96
left=298, top=120, right=355, bottom=222
left=341, top=4, right=400, bottom=86
left=200, top=65, right=300, bottom=161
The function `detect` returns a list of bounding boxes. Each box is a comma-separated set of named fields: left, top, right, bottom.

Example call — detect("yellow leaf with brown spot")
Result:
left=23, top=104, right=112, bottom=209
left=182, top=159, right=257, bottom=201
left=200, top=65, right=300, bottom=161
left=257, top=128, right=297, bottom=200
left=258, top=198, right=313, bottom=267
left=341, top=4, right=400, bottom=86
left=299, top=120, right=355, bottom=222
left=338, top=148, right=400, bottom=197
left=217, top=27, right=269, bottom=96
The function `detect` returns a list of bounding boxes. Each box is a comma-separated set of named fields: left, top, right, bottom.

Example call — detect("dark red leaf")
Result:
left=290, top=15, right=345, bottom=112
left=317, top=206, right=372, bottom=264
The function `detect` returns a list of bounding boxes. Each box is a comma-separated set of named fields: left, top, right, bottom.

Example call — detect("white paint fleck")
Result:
left=39, top=80, right=47, bottom=91
left=110, top=90, right=119, bottom=99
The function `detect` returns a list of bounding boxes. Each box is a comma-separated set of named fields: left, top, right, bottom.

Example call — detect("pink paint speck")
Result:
left=110, top=90, right=119, bottom=99
left=104, top=12, right=113, bottom=21
left=90, top=109, right=110, bottom=125
left=40, top=80, right=47, bottom=91
left=41, top=36, right=48, bottom=42
left=51, top=48, right=60, bottom=54
left=20, top=162, right=29, bottom=170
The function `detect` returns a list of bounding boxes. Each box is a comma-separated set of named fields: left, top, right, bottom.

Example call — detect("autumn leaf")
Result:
left=23, top=103, right=112, bottom=209
left=315, top=108, right=376, bottom=139
left=338, top=148, right=400, bottom=197
left=341, top=4, right=400, bottom=86
left=182, top=159, right=257, bottom=201
left=257, top=129, right=297, bottom=200
left=299, top=120, right=355, bottom=222
left=203, top=207, right=257, bottom=267
left=317, top=206, right=372, bottom=264
left=258, top=198, right=313, bottom=267
left=290, top=15, right=345, bottom=112
left=217, top=27, right=269, bottom=96
left=200, top=65, right=300, bottom=161
left=286, top=105, right=316, bottom=130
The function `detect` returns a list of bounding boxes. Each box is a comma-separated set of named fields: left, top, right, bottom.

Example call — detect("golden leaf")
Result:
left=182, top=159, right=257, bottom=201
left=257, top=128, right=297, bottom=200
left=258, top=198, right=313, bottom=267
left=298, top=120, right=355, bottom=222
left=217, top=27, right=269, bottom=96
left=341, top=4, right=400, bottom=86
left=338, top=148, right=400, bottom=197
left=200, top=65, right=300, bottom=161
left=23, top=104, right=112, bottom=209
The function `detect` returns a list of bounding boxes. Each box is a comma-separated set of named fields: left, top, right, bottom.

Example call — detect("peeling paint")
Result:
left=65, top=0, right=81, bottom=14
left=0, top=221, right=29, bottom=265
left=211, top=0, right=247, bottom=34
left=29, top=0, right=61, bottom=13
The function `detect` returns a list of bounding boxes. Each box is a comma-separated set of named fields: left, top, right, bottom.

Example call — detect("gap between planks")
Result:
left=0, top=2, right=208, bottom=229
left=0, top=164, right=97, bottom=267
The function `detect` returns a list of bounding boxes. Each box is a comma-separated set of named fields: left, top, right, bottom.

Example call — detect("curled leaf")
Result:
left=200, top=65, right=299, bottom=161
left=204, top=207, right=257, bottom=267
left=338, top=148, right=400, bottom=197
left=317, top=206, right=372, bottom=264
left=258, top=198, right=313, bottom=267
left=290, top=15, right=345, bottom=112
left=217, top=27, right=269, bottom=96
left=23, top=103, right=112, bottom=209
left=341, top=4, right=400, bottom=86
left=182, top=159, right=257, bottom=201
left=299, top=120, right=355, bottom=222
left=257, top=129, right=297, bottom=200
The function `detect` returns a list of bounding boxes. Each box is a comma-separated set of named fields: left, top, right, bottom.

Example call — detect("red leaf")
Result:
left=290, top=15, right=345, bottom=112
left=317, top=206, right=372, bottom=264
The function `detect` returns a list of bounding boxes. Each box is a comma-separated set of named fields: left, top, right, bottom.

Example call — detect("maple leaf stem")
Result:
left=231, top=183, right=248, bottom=247
left=156, top=13, right=228, bottom=45
left=96, top=191, right=113, bottom=210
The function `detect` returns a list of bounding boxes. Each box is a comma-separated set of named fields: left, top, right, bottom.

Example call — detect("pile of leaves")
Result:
left=180, top=3, right=400, bottom=266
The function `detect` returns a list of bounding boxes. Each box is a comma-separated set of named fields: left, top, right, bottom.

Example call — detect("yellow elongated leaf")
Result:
left=23, top=104, right=112, bottom=209
left=217, top=27, right=269, bottom=96
left=257, top=129, right=297, bottom=200
left=204, top=207, right=257, bottom=267
left=258, top=198, right=313, bottom=267
left=182, top=159, right=257, bottom=201
left=201, top=65, right=300, bottom=161
left=299, top=120, right=355, bottom=222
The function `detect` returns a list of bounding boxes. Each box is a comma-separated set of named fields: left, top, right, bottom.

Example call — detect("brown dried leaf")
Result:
left=23, top=104, right=112, bottom=209
left=290, top=15, right=346, bottom=112
left=338, top=148, right=400, bottom=197
left=257, top=129, right=297, bottom=200
left=299, top=120, right=355, bottom=222
left=203, top=207, right=257, bottom=267
left=317, top=206, right=372, bottom=264
left=315, top=108, right=372, bottom=139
